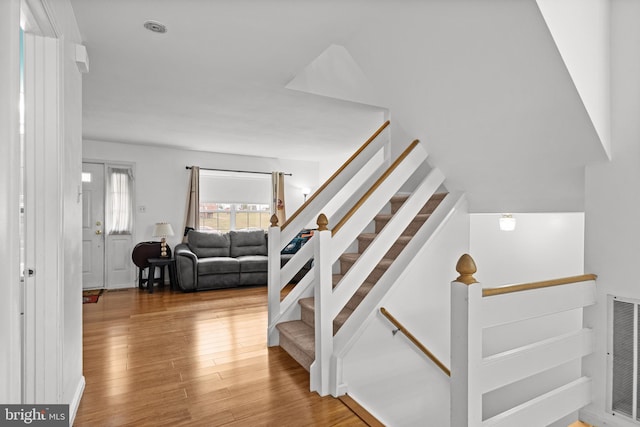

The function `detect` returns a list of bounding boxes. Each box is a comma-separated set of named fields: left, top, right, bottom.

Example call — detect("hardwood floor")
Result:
left=74, top=286, right=367, bottom=427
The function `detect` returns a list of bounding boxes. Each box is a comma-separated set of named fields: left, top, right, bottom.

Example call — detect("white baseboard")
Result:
left=580, top=405, right=640, bottom=427
left=68, top=375, right=85, bottom=426
left=107, top=282, right=136, bottom=290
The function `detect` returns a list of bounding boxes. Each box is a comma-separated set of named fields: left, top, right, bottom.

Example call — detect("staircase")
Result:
left=276, top=192, right=447, bottom=371
left=267, top=122, right=594, bottom=425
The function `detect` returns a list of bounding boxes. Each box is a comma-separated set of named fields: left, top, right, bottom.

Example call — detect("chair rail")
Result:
left=482, top=274, right=598, bottom=297
left=380, top=307, right=451, bottom=377
left=281, top=120, right=390, bottom=231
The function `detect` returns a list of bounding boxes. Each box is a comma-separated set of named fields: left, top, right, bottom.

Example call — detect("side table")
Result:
left=147, top=257, right=177, bottom=294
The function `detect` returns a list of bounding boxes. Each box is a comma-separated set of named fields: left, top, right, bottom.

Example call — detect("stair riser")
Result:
left=300, top=303, right=342, bottom=334
left=358, top=238, right=408, bottom=259
left=375, top=216, right=428, bottom=235
left=278, top=333, right=313, bottom=372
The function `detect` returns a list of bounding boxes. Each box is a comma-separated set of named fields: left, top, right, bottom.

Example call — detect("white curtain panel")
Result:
left=106, top=167, right=133, bottom=234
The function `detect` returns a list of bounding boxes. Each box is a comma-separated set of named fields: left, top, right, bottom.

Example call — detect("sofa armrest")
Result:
left=175, top=243, right=198, bottom=291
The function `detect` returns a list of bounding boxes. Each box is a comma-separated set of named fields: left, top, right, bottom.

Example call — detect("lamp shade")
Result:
left=153, top=222, right=174, bottom=237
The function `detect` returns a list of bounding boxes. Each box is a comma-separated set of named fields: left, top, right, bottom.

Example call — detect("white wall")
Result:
left=342, top=199, right=470, bottom=426
left=51, top=0, right=86, bottom=415
left=470, top=213, right=585, bottom=286
left=536, top=0, right=611, bottom=158
left=344, top=1, right=607, bottom=213
left=83, top=140, right=320, bottom=261
left=582, top=1, right=640, bottom=425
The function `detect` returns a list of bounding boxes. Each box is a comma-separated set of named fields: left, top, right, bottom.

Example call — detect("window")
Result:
left=199, top=202, right=270, bottom=232
left=198, top=170, right=271, bottom=232
left=106, top=167, right=133, bottom=234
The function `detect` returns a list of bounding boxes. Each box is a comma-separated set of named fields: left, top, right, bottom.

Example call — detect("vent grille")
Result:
left=612, top=299, right=640, bottom=420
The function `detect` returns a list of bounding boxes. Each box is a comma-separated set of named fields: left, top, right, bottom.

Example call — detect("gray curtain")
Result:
left=271, top=171, right=286, bottom=226
left=182, top=166, right=200, bottom=242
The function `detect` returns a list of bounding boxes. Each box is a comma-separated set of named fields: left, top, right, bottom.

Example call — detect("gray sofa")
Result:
left=174, top=229, right=310, bottom=292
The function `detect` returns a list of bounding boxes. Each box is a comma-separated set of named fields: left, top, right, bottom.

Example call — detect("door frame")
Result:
left=0, top=0, right=23, bottom=404
left=22, top=19, right=63, bottom=404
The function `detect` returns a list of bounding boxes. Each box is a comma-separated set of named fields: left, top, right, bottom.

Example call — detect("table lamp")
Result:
left=153, top=222, right=174, bottom=257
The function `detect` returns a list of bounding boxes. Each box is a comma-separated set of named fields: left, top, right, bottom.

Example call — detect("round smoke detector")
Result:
left=144, top=20, right=167, bottom=34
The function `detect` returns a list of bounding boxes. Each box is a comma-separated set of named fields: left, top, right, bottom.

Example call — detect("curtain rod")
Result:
left=185, top=166, right=292, bottom=176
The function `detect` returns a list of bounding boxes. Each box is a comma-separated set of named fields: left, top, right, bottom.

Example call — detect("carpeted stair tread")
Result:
left=374, top=212, right=431, bottom=222
left=374, top=213, right=431, bottom=235
left=345, top=281, right=376, bottom=310
left=358, top=233, right=412, bottom=242
left=298, top=296, right=356, bottom=334
left=340, top=252, right=393, bottom=265
left=276, top=320, right=315, bottom=371
left=390, top=192, right=447, bottom=214
left=357, top=234, right=412, bottom=259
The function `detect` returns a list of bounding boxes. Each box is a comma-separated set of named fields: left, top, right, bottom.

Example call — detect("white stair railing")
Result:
left=309, top=140, right=431, bottom=395
left=268, top=121, right=391, bottom=345
left=450, top=254, right=596, bottom=426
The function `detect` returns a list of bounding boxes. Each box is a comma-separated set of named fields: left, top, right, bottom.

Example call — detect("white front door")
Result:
left=82, top=162, right=105, bottom=289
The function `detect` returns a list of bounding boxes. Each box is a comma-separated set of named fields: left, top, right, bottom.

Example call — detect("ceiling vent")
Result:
left=143, top=20, right=167, bottom=34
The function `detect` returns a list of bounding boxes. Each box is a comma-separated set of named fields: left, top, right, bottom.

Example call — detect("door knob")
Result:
left=95, top=230, right=102, bottom=235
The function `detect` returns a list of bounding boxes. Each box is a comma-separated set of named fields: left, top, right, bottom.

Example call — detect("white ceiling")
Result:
left=72, top=0, right=609, bottom=212
left=71, top=0, right=387, bottom=162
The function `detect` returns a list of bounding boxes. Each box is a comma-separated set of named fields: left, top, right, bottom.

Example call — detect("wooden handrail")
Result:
left=331, top=139, right=420, bottom=236
left=380, top=307, right=451, bottom=377
left=281, top=120, right=391, bottom=231
left=482, top=274, right=597, bottom=297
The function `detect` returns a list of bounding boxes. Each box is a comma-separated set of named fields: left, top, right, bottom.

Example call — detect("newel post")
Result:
left=311, top=213, right=333, bottom=396
left=267, top=214, right=281, bottom=346
left=450, top=254, right=483, bottom=427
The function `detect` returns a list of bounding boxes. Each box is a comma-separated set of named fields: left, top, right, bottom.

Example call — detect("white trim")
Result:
left=580, top=405, right=640, bottom=427
left=75, top=44, right=89, bottom=73
left=0, top=0, right=23, bottom=405
left=22, top=30, right=63, bottom=404
left=21, top=0, right=58, bottom=37
left=68, top=376, right=85, bottom=426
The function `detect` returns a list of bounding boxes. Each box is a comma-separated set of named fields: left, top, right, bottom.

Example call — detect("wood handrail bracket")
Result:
left=380, top=307, right=451, bottom=377
left=281, top=120, right=390, bottom=231
left=332, top=139, right=420, bottom=236
left=482, top=274, right=598, bottom=297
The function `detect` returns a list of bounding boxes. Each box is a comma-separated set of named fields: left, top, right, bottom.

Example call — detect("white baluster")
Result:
left=267, top=214, right=281, bottom=346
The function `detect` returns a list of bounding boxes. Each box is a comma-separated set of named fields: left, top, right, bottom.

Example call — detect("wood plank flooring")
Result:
left=74, top=286, right=367, bottom=427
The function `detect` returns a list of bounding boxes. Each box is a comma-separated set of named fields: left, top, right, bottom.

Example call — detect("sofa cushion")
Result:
left=237, top=255, right=268, bottom=273
left=229, top=229, right=267, bottom=257
left=197, top=257, right=239, bottom=275
left=188, top=230, right=230, bottom=258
